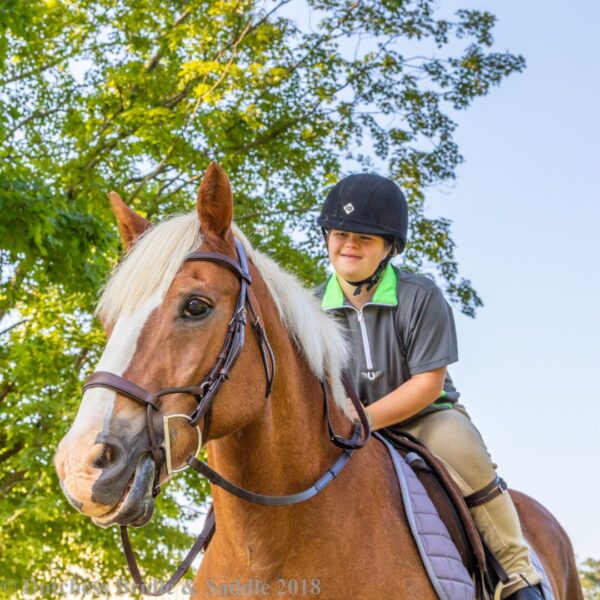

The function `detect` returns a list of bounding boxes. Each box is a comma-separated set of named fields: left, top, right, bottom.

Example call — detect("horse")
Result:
left=54, top=163, right=582, bottom=599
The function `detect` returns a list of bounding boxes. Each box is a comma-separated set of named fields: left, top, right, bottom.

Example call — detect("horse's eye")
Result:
left=183, top=298, right=211, bottom=319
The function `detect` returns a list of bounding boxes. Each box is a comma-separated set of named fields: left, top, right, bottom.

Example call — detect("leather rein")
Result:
left=81, top=238, right=371, bottom=596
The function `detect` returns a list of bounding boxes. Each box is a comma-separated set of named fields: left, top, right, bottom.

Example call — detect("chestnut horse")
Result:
left=55, top=164, right=582, bottom=599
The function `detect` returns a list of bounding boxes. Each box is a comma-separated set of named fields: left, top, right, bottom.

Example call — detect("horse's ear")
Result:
left=108, top=191, right=151, bottom=250
left=197, top=162, right=233, bottom=239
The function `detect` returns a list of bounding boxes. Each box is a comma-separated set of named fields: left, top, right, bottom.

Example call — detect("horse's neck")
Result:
left=207, top=298, right=352, bottom=563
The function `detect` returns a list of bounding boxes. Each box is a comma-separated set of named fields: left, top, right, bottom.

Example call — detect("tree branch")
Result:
left=73, top=348, right=90, bottom=373
left=6, top=111, right=54, bottom=138
left=0, top=265, right=27, bottom=322
left=143, top=7, right=194, bottom=73
left=160, top=0, right=291, bottom=109
left=0, top=440, right=25, bottom=466
left=0, top=470, right=26, bottom=497
left=67, top=2, right=286, bottom=201
left=0, top=37, right=110, bottom=87
left=0, top=321, right=27, bottom=337
left=126, top=2, right=267, bottom=203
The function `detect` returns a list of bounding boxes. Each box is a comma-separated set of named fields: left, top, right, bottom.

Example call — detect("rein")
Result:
left=82, top=238, right=371, bottom=596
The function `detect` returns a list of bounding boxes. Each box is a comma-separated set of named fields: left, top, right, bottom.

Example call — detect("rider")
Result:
left=314, top=173, right=543, bottom=599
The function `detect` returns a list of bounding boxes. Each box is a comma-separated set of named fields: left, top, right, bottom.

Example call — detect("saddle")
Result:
left=377, top=428, right=507, bottom=595
left=373, top=429, right=553, bottom=600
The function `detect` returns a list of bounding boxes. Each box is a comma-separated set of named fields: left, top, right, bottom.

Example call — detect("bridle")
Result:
left=81, top=238, right=371, bottom=596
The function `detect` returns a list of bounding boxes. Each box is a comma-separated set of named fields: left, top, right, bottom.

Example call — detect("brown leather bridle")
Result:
left=81, top=238, right=371, bottom=596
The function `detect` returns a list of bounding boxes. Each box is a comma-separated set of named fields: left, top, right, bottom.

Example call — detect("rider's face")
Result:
left=327, top=230, right=389, bottom=282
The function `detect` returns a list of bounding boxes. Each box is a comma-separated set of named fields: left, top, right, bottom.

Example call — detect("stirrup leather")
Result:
left=464, top=475, right=508, bottom=508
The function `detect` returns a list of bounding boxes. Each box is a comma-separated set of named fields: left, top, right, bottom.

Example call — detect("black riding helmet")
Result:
left=318, top=173, right=408, bottom=295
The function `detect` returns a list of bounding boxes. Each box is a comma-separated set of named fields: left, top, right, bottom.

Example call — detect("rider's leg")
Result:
left=400, top=405, right=543, bottom=598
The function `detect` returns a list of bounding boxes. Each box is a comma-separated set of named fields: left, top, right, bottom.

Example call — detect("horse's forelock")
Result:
left=96, top=212, right=203, bottom=325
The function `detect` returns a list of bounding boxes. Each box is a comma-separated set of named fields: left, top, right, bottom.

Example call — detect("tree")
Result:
left=581, top=558, right=600, bottom=600
left=0, top=0, right=525, bottom=593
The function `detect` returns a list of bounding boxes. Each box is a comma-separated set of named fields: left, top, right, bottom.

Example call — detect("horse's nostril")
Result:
left=89, top=442, right=118, bottom=469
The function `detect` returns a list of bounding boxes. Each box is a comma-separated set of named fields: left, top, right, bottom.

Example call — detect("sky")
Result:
left=280, top=0, right=599, bottom=563
left=417, top=0, right=600, bottom=561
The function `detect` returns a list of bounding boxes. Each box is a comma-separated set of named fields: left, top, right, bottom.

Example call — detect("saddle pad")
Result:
left=373, top=431, right=476, bottom=600
left=529, top=546, right=554, bottom=600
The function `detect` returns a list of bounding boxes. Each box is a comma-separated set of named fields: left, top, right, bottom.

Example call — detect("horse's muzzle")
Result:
left=92, top=454, right=156, bottom=528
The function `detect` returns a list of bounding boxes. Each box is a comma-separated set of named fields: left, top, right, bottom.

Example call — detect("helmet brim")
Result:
left=318, top=217, right=394, bottom=238
left=319, top=218, right=405, bottom=253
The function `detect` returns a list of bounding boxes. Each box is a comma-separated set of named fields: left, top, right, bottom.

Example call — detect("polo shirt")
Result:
left=315, top=264, right=461, bottom=431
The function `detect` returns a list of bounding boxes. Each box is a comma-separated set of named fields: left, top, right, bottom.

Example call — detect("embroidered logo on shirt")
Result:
left=343, top=203, right=355, bottom=214
left=361, top=369, right=382, bottom=382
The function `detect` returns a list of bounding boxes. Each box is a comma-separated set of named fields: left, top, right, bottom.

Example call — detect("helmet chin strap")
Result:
left=345, top=253, right=393, bottom=296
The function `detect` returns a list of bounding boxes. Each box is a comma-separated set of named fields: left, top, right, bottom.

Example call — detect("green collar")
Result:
left=321, top=264, right=398, bottom=309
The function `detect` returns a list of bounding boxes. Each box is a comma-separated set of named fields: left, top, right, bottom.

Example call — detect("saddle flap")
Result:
left=379, top=429, right=488, bottom=577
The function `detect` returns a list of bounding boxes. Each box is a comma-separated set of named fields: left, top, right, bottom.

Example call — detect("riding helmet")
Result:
left=317, top=173, right=408, bottom=253
left=318, top=173, right=408, bottom=295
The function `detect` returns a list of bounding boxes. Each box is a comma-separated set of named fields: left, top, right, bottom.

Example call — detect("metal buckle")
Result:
left=162, top=414, right=203, bottom=476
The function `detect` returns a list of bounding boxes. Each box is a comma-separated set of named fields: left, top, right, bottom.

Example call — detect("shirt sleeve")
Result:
left=406, top=287, right=459, bottom=375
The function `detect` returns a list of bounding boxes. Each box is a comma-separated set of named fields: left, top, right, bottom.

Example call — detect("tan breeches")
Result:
left=400, top=405, right=542, bottom=598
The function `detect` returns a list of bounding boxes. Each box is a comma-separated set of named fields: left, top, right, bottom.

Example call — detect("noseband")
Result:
left=81, top=238, right=371, bottom=596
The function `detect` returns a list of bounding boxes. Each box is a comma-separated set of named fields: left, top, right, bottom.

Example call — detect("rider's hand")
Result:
left=347, top=398, right=372, bottom=429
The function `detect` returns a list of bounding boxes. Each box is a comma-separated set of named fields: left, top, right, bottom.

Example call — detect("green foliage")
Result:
left=581, top=558, right=600, bottom=600
left=0, top=0, right=525, bottom=594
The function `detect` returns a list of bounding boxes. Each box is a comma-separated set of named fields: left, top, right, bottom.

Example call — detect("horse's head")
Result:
left=54, top=163, right=277, bottom=528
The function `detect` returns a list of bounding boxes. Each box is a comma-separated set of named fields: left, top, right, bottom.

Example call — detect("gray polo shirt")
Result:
left=315, top=264, right=460, bottom=431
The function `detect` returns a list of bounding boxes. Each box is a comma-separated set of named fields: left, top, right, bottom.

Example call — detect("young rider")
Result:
left=315, top=173, right=543, bottom=599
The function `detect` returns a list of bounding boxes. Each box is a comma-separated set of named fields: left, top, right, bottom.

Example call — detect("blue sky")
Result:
left=420, top=1, right=600, bottom=560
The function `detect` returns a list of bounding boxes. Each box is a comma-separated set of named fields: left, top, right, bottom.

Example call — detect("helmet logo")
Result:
left=343, top=203, right=355, bottom=214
